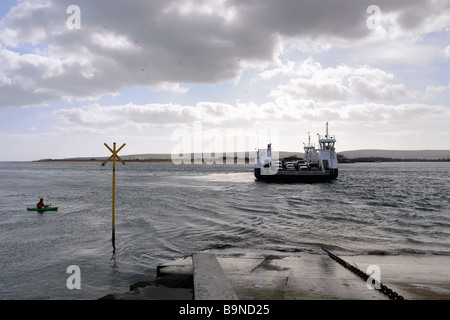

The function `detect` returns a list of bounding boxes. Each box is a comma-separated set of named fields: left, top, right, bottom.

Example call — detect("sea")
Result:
left=0, top=161, right=449, bottom=300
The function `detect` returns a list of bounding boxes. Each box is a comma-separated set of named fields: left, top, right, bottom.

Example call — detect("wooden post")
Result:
left=102, top=142, right=126, bottom=252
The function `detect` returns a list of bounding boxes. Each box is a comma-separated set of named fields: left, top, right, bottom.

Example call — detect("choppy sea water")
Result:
left=0, top=161, right=449, bottom=299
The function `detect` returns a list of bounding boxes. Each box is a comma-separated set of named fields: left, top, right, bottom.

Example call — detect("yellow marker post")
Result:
left=102, top=142, right=126, bottom=251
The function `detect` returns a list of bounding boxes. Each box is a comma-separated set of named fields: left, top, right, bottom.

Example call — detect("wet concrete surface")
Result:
left=106, top=248, right=450, bottom=300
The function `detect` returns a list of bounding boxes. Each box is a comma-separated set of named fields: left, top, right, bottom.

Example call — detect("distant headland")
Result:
left=34, top=149, right=450, bottom=163
left=337, top=149, right=450, bottom=163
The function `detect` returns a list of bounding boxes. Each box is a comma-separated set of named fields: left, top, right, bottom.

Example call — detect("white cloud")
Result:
left=1, top=0, right=449, bottom=108
left=91, top=31, right=135, bottom=50
left=163, top=0, right=237, bottom=23
left=52, top=96, right=450, bottom=138
left=267, top=59, right=413, bottom=104
left=348, top=74, right=408, bottom=101
left=0, top=1, right=53, bottom=47
left=342, top=103, right=450, bottom=123
left=424, top=85, right=447, bottom=99
left=149, top=82, right=189, bottom=94
left=52, top=100, right=284, bottom=131
left=53, top=103, right=199, bottom=127
left=444, top=44, right=450, bottom=58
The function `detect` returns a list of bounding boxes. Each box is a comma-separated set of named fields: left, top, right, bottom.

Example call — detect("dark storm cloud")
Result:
left=0, top=0, right=448, bottom=108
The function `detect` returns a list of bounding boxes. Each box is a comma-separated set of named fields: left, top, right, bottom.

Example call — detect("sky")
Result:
left=0, top=0, right=449, bottom=161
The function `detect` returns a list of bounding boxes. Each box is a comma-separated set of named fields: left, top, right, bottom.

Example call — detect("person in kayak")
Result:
left=37, top=198, right=49, bottom=209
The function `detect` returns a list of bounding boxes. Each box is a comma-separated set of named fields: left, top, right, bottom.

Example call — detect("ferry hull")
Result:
left=254, top=168, right=338, bottom=183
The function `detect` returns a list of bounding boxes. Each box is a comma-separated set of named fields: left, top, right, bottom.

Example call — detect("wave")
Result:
left=206, top=242, right=450, bottom=257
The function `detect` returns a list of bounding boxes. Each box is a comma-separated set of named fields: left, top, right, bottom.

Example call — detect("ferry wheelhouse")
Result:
left=254, top=123, right=338, bottom=182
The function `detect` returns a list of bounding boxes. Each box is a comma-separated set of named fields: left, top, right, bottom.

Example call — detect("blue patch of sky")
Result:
left=280, top=40, right=332, bottom=63
left=0, top=98, right=90, bottom=135
left=95, top=80, right=252, bottom=107
left=0, top=1, right=17, bottom=18
left=94, top=86, right=192, bottom=106
left=0, top=107, right=44, bottom=134
left=6, top=42, right=49, bottom=56
left=424, top=59, right=450, bottom=87
left=419, top=31, right=450, bottom=86
left=421, top=30, right=450, bottom=45
left=95, top=87, right=165, bottom=106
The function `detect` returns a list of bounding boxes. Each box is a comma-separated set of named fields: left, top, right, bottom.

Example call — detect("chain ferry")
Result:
left=254, top=123, right=338, bottom=182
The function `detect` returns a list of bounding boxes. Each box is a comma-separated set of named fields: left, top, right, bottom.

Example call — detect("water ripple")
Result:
left=1, top=161, right=450, bottom=300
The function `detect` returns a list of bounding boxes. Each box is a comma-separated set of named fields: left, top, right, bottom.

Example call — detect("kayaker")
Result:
left=37, top=198, right=48, bottom=209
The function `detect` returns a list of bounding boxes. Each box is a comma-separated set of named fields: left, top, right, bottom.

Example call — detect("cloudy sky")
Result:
left=0, top=0, right=449, bottom=161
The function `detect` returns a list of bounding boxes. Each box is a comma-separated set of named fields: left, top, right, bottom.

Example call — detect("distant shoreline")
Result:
left=32, top=157, right=450, bottom=164
left=340, top=158, right=450, bottom=163
left=33, top=158, right=174, bottom=163
left=33, top=157, right=251, bottom=164
left=30, top=149, right=450, bottom=164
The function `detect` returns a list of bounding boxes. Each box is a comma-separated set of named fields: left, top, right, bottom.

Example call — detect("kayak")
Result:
left=27, top=207, right=58, bottom=212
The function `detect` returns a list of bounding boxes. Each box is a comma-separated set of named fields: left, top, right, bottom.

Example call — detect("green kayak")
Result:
left=27, top=207, right=58, bottom=212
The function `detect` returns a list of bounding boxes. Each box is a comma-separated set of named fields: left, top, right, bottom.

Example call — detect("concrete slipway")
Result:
left=108, top=248, right=450, bottom=300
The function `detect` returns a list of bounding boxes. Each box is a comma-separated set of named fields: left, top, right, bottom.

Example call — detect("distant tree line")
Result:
left=337, top=154, right=450, bottom=163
